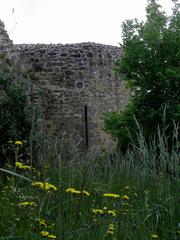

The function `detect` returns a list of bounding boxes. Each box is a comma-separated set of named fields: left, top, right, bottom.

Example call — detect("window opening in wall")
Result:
left=75, top=80, right=84, bottom=89
left=84, top=105, right=89, bottom=147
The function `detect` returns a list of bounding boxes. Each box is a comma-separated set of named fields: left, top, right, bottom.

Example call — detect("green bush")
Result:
left=104, top=0, right=180, bottom=152
left=0, top=66, right=32, bottom=165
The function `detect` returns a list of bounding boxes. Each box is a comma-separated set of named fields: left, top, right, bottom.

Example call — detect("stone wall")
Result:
left=0, top=19, right=129, bottom=153
left=0, top=20, right=13, bottom=67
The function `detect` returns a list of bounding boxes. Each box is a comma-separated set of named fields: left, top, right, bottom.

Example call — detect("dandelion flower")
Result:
left=82, top=190, right=90, bottom=196
left=151, top=233, right=159, bottom=239
left=40, top=231, right=49, bottom=237
left=71, top=189, right=81, bottom=194
left=107, top=230, right=114, bottom=235
left=109, top=224, right=115, bottom=230
left=32, top=182, right=57, bottom=192
left=92, top=208, right=104, bottom=215
left=103, top=193, right=120, bottom=198
left=121, top=195, right=129, bottom=200
left=15, top=161, right=31, bottom=170
left=15, top=162, right=23, bottom=168
left=107, top=210, right=117, bottom=217
left=15, top=140, right=23, bottom=145
left=37, top=218, right=47, bottom=227
left=65, top=188, right=76, bottom=193
left=65, top=187, right=90, bottom=196
left=32, top=181, right=44, bottom=188
left=48, top=234, right=56, bottom=239
left=19, top=201, right=37, bottom=207
left=107, top=223, right=115, bottom=235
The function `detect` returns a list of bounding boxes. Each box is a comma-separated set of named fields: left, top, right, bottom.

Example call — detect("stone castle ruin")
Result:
left=0, top=20, right=129, bottom=152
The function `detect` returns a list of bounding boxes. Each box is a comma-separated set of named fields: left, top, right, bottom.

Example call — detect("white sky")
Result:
left=0, top=0, right=175, bottom=46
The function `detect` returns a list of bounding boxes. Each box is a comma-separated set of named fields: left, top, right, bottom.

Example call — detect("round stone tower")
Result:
left=0, top=19, right=129, bottom=154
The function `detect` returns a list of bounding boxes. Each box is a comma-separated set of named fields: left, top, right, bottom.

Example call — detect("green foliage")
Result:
left=105, top=0, right=180, bottom=151
left=0, top=66, right=32, bottom=163
left=0, top=129, right=179, bottom=239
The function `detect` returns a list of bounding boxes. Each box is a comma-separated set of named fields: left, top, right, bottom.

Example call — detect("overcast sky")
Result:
left=0, top=0, right=175, bottom=46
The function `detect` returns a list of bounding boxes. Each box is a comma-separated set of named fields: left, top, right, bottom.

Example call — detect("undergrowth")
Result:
left=0, top=128, right=179, bottom=240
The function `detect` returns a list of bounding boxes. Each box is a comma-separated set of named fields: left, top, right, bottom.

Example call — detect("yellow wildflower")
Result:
left=37, top=218, right=47, bottom=227
left=15, top=162, right=31, bottom=170
left=121, top=195, right=129, bottom=200
left=92, top=208, right=104, bottom=215
left=151, top=233, right=159, bottom=239
left=82, top=190, right=90, bottom=196
left=32, top=181, right=44, bottom=188
left=107, top=223, right=115, bottom=235
left=40, top=231, right=49, bottom=237
left=15, top=162, right=23, bottom=168
left=109, top=224, right=115, bottom=230
left=65, top=188, right=76, bottom=192
left=32, top=182, right=57, bottom=192
left=15, top=140, right=23, bottom=145
left=48, top=235, right=56, bottom=239
left=71, top=189, right=81, bottom=194
left=103, top=193, right=120, bottom=198
left=65, top=188, right=90, bottom=196
left=107, top=210, right=117, bottom=217
left=107, top=230, right=114, bottom=235
left=21, top=165, right=31, bottom=170
left=19, top=201, right=37, bottom=207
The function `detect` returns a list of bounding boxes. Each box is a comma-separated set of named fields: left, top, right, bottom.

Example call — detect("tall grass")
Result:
left=0, top=127, right=179, bottom=240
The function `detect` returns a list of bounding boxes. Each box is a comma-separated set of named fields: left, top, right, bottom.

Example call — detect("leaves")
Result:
left=105, top=0, right=180, bottom=151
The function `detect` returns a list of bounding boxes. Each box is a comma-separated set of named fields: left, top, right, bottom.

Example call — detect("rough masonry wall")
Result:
left=0, top=20, right=14, bottom=67
left=15, top=43, right=129, bottom=151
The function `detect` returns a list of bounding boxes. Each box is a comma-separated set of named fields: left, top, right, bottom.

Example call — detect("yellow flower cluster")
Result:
left=32, top=182, right=58, bottom=192
left=107, top=223, right=115, bottom=235
left=18, top=201, right=37, bottom=207
left=15, top=161, right=31, bottom=170
left=40, top=231, right=56, bottom=239
left=65, top=188, right=90, bottom=196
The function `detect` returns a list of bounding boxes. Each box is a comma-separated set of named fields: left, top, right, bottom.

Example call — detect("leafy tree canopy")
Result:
left=104, top=0, right=180, bottom=152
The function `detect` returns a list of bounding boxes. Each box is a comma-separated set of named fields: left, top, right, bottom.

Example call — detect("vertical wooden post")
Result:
left=84, top=105, right=89, bottom=147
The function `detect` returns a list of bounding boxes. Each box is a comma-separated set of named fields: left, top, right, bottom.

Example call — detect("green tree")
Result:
left=104, top=0, right=180, bottom=151
left=0, top=64, right=32, bottom=166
